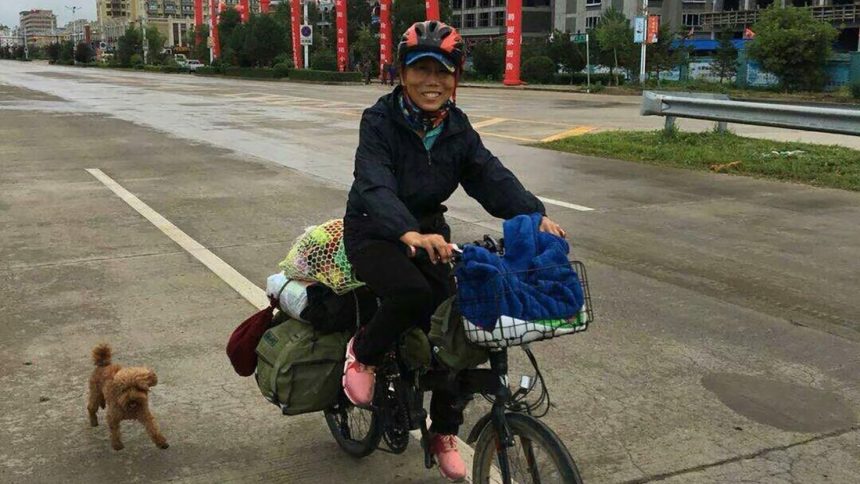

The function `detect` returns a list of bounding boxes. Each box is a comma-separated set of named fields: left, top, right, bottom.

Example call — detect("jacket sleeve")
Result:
left=352, top=114, right=420, bottom=240
left=460, top=127, right=546, bottom=220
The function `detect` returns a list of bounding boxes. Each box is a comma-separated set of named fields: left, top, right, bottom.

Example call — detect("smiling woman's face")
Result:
left=401, top=57, right=455, bottom=112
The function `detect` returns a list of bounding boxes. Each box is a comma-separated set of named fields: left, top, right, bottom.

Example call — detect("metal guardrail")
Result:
left=640, top=91, right=860, bottom=136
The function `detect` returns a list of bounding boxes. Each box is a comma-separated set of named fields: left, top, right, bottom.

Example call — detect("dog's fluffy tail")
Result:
left=92, top=344, right=112, bottom=367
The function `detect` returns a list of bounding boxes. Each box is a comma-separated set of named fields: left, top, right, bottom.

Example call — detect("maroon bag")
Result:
left=226, top=298, right=276, bottom=377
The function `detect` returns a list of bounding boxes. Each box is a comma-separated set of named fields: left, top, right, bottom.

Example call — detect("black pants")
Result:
left=348, top=239, right=464, bottom=435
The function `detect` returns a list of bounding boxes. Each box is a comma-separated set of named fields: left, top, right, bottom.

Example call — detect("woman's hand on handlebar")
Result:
left=400, top=231, right=453, bottom=264
left=539, top=216, right=567, bottom=238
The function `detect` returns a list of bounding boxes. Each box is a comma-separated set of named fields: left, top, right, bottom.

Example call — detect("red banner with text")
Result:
left=336, top=0, right=348, bottom=72
left=503, top=0, right=522, bottom=86
left=194, top=0, right=203, bottom=46
left=379, top=0, right=392, bottom=77
left=425, top=0, right=440, bottom=21
left=647, top=15, right=660, bottom=44
left=239, top=0, right=250, bottom=22
left=291, top=0, right=303, bottom=69
left=261, top=0, right=271, bottom=14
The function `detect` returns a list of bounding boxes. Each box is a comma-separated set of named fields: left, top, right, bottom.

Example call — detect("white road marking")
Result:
left=85, top=168, right=502, bottom=482
left=471, top=117, right=508, bottom=129
left=85, top=168, right=270, bottom=310
left=538, top=196, right=595, bottom=212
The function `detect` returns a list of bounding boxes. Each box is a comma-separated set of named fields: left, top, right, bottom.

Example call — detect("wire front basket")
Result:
left=460, top=261, right=594, bottom=349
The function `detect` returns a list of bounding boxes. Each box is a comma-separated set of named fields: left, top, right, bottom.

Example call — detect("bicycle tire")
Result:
left=471, top=413, right=583, bottom=484
left=324, top=402, right=383, bottom=458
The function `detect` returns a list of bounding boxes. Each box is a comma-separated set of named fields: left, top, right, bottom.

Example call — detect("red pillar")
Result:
left=335, top=0, right=348, bottom=72
left=239, top=0, right=250, bottom=22
left=260, top=0, right=270, bottom=14
left=194, top=0, right=203, bottom=46
left=291, top=0, right=303, bottom=68
left=503, top=0, right=522, bottom=86
left=210, top=0, right=221, bottom=59
left=379, top=0, right=392, bottom=78
left=425, top=0, right=440, bottom=21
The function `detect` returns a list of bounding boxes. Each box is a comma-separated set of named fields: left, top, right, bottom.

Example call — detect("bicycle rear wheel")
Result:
left=324, top=400, right=382, bottom=458
left=471, top=413, right=583, bottom=484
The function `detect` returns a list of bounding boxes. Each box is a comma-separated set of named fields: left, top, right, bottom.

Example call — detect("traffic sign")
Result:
left=300, top=24, right=313, bottom=46
left=571, top=33, right=587, bottom=44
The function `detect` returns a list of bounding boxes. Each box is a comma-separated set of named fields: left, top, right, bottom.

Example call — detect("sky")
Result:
left=0, top=0, right=96, bottom=30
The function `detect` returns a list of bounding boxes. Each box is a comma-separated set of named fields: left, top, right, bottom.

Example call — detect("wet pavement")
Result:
left=1, top=61, right=859, bottom=483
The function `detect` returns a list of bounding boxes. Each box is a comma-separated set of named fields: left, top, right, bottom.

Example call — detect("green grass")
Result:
left=539, top=129, right=860, bottom=191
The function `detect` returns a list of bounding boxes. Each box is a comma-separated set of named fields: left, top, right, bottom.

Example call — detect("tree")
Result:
left=218, top=7, right=243, bottom=51
left=594, top=8, right=635, bottom=86
left=352, top=25, right=378, bottom=70
left=243, top=14, right=288, bottom=67
left=747, top=5, right=838, bottom=91
left=145, top=25, right=166, bottom=64
left=646, top=25, right=683, bottom=83
left=59, top=40, right=75, bottom=64
left=75, top=42, right=94, bottom=63
left=710, top=29, right=737, bottom=84
left=548, top=30, right=586, bottom=82
left=46, top=42, right=61, bottom=62
left=117, top=26, right=143, bottom=67
left=188, top=25, right=211, bottom=62
left=271, top=1, right=294, bottom=59
left=470, top=38, right=504, bottom=80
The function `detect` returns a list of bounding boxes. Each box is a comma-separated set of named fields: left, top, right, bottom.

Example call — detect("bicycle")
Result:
left=324, top=236, right=593, bottom=483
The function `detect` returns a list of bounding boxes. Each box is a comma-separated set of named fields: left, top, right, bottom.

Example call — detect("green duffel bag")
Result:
left=428, top=296, right=490, bottom=372
left=255, top=316, right=351, bottom=415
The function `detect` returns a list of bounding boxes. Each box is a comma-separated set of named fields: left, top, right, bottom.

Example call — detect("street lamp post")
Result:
left=65, top=5, right=81, bottom=45
left=639, top=0, right=648, bottom=84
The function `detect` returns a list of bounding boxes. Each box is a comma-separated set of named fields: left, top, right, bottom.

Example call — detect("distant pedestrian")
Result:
left=362, top=61, right=372, bottom=85
left=381, top=62, right=391, bottom=85
left=387, top=63, right=397, bottom=86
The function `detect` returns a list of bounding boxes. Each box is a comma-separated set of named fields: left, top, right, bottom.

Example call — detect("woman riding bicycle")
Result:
left=342, top=20, right=566, bottom=481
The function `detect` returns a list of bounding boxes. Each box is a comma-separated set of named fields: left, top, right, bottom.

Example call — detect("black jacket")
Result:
left=344, top=87, right=545, bottom=253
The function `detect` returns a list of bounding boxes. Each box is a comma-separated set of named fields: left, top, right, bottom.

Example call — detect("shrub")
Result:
left=222, top=66, right=277, bottom=78
left=273, top=53, right=294, bottom=68
left=130, top=53, right=143, bottom=67
left=273, top=62, right=291, bottom=78
left=288, top=69, right=362, bottom=83
left=194, top=66, right=221, bottom=75
left=521, top=56, right=556, bottom=84
left=852, top=82, right=860, bottom=100
left=310, top=50, right=338, bottom=71
left=552, top=73, right=622, bottom=86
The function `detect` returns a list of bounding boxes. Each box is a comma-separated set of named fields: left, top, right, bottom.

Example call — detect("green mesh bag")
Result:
left=279, top=219, right=365, bottom=295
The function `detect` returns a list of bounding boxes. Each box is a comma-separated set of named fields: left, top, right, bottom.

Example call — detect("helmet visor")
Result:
left=404, top=51, right=456, bottom=73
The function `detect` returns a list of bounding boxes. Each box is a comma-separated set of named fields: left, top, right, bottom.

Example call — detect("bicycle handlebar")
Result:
left=407, top=235, right=503, bottom=264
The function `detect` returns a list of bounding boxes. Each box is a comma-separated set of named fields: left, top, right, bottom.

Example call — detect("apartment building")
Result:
left=449, top=0, right=553, bottom=38
left=19, top=9, right=57, bottom=37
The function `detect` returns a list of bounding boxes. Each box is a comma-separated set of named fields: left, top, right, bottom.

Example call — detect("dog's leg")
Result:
left=106, top=408, right=124, bottom=451
left=86, top=386, right=100, bottom=427
left=140, top=411, right=169, bottom=449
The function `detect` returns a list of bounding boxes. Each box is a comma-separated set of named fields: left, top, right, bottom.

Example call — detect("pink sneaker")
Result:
left=431, top=433, right=467, bottom=482
left=342, top=337, right=375, bottom=406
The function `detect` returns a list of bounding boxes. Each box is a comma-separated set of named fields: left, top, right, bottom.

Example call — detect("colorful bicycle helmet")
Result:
left=397, top=20, right=465, bottom=73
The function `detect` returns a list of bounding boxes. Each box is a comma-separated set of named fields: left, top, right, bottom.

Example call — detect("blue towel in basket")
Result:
left=456, top=213, right=584, bottom=330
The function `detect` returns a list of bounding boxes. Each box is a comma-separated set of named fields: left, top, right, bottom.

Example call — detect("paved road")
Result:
left=1, top=61, right=859, bottom=483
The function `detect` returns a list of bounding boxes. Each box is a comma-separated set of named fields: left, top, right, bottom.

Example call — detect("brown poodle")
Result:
left=87, top=344, right=168, bottom=451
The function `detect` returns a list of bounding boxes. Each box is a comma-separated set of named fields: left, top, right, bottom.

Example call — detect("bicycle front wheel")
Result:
left=472, top=413, right=583, bottom=484
left=324, top=400, right=382, bottom=458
